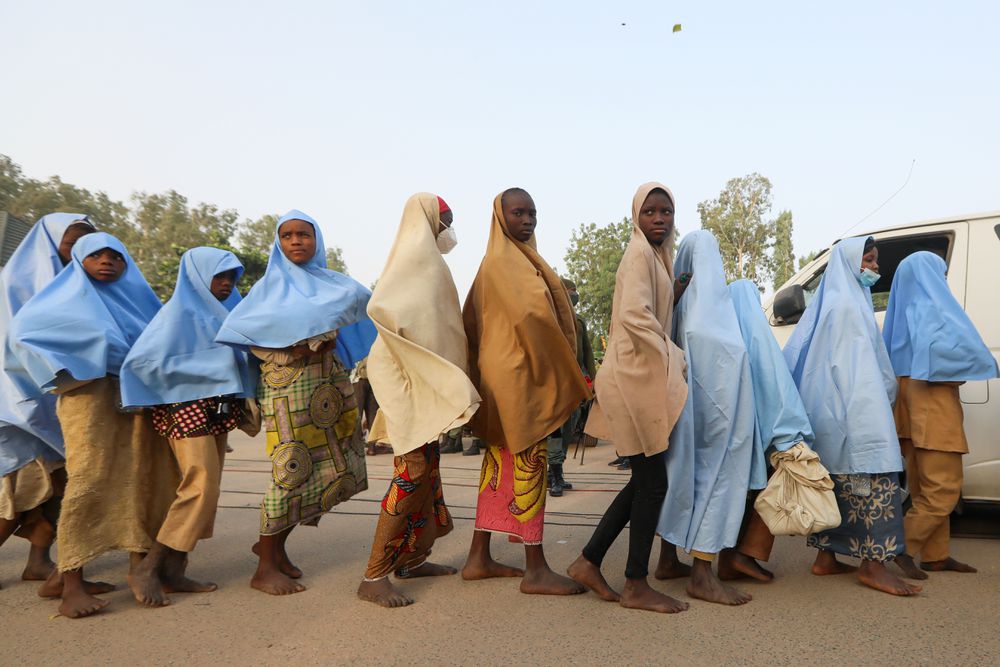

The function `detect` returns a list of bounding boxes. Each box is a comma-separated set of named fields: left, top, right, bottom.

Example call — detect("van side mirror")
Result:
left=773, top=284, right=806, bottom=324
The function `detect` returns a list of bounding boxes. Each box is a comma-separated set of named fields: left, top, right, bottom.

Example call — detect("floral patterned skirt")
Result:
left=475, top=441, right=547, bottom=545
left=807, top=472, right=904, bottom=562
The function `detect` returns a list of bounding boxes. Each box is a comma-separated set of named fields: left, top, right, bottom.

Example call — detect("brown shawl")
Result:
left=463, top=192, right=589, bottom=454
left=585, top=182, right=688, bottom=456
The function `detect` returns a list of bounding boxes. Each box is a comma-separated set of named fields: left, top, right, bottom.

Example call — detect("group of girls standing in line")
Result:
left=0, top=181, right=994, bottom=619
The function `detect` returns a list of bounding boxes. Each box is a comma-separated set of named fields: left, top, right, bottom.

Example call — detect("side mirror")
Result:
left=773, top=284, right=806, bottom=324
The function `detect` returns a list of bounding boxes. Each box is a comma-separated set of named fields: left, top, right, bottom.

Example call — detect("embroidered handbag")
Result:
left=754, top=442, right=841, bottom=536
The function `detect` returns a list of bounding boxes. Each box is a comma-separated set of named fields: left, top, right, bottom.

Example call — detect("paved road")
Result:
left=2, top=432, right=997, bottom=666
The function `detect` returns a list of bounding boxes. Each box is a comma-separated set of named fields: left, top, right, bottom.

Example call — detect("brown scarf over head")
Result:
left=585, top=182, right=688, bottom=456
left=462, top=191, right=589, bottom=454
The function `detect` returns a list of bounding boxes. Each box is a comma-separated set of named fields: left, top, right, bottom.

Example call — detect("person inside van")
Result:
left=883, top=251, right=998, bottom=579
left=784, top=236, right=921, bottom=596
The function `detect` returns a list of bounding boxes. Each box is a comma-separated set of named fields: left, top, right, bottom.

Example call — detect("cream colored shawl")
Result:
left=463, top=192, right=590, bottom=454
left=585, top=182, right=688, bottom=457
left=366, top=193, right=481, bottom=455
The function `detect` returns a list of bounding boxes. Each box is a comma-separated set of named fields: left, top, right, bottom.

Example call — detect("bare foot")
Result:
left=37, top=571, right=115, bottom=599
left=566, top=554, right=620, bottom=602
left=252, top=541, right=302, bottom=579
left=251, top=568, right=306, bottom=596
left=59, top=587, right=110, bottom=619
left=520, top=565, right=586, bottom=596
left=357, top=578, right=413, bottom=607
left=718, top=550, right=774, bottom=582
left=161, top=549, right=217, bottom=593
left=893, top=554, right=929, bottom=580
left=620, top=578, right=689, bottom=613
left=461, top=557, right=524, bottom=580
left=654, top=540, right=692, bottom=580
left=21, top=546, right=56, bottom=581
left=858, top=561, right=921, bottom=596
left=395, top=562, right=457, bottom=578
left=921, top=557, right=977, bottom=573
left=687, top=559, right=751, bottom=605
left=811, top=550, right=859, bottom=576
left=127, top=569, right=170, bottom=607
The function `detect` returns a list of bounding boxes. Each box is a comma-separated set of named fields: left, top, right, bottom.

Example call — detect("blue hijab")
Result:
left=120, top=247, right=256, bottom=407
left=658, top=230, right=756, bottom=555
left=1, top=213, right=92, bottom=474
left=883, top=252, right=998, bottom=382
left=215, top=210, right=376, bottom=367
left=783, top=236, right=901, bottom=475
left=7, top=232, right=162, bottom=393
left=729, top=279, right=815, bottom=490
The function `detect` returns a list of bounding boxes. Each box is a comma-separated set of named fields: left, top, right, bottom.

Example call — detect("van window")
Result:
left=793, top=232, right=953, bottom=314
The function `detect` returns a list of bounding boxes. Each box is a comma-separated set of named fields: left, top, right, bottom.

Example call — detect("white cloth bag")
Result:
left=754, top=442, right=841, bottom=536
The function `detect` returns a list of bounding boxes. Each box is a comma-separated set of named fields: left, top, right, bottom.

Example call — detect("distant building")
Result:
left=0, top=211, right=31, bottom=267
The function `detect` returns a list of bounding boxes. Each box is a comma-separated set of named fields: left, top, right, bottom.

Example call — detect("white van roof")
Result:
left=851, top=209, right=1000, bottom=240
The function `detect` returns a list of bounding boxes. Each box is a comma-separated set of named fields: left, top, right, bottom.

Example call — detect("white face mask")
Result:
left=436, top=226, right=458, bottom=254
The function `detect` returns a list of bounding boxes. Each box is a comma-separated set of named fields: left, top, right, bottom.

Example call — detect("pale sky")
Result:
left=2, top=1, right=998, bottom=295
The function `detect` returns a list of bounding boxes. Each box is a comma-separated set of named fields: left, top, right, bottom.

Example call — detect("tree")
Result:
left=0, top=154, right=24, bottom=212
left=698, top=173, right=774, bottom=284
left=325, top=247, right=348, bottom=274
left=563, top=218, right=632, bottom=355
left=237, top=214, right=279, bottom=254
left=770, top=210, right=795, bottom=289
left=798, top=249, right=822, bottom=269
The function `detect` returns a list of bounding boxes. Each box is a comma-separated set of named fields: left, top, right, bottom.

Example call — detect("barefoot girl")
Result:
left=568, top=183, right=690, bottom=613
left=121, top=247, right=255, bottom=596
left=216, top=210, right=375, bottom=596
left=357, top=193, right=480, bottom=608
left=9, top=232, right=178, bottom=617
left=785, top=236, right=921, bottom=596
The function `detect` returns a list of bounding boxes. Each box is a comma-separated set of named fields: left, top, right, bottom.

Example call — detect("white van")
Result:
left=763, top=211, right=1000, bottom=505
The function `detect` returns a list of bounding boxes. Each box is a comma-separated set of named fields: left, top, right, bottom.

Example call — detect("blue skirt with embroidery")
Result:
left=806, top=472, right=905, bottom=562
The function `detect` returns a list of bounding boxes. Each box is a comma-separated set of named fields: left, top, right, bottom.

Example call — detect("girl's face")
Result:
left=210, top=269, right=238, bottom=301
left=501, top=190, right=537, bottom=242
left=58, top=223, right=96, bottom=265
left=861, top=246, right=879, bottom=273
left=278, top=219, right=317, bottom=265
left=82, top=248, right=126, bottom=282
left=637, top=189, right=674, bottom=246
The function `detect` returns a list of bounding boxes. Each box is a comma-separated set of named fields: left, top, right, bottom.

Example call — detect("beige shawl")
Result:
left=463, top=192, right=590, bottom=454
left=366, top=193, right=481, bottom=455
left=585, top=182, right=688, bottom=457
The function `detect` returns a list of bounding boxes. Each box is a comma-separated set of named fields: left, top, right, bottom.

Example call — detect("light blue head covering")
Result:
left=729, top=279, right=815, bottom=490
left=783, top=236, right=901, bottom=475
left=657, top=230, right=756, bottom=555
left=1, top=213, right=93, bottom=474
left=7, top=232, right=162, bottom=393
left=215, top=210, right=376, bottom=367
left=883, top=252, right=998, bottom=382
left=120, top=247, right=256, bottom=407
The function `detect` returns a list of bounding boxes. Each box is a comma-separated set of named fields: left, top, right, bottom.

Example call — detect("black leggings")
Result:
left=582, top=450, right=667, bottom=579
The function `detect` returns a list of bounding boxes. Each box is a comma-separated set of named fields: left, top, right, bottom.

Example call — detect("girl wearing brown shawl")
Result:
left=461, top=188, right=589, bottom=595
left=568, top=183, right=691, bottom=613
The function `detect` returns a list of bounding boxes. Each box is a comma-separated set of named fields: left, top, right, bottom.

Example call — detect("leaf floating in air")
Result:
left=673, top=24, right=682, bottom=33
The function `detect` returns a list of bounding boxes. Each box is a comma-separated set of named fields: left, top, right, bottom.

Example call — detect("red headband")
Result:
left=437, top=196, right=451, bottom=215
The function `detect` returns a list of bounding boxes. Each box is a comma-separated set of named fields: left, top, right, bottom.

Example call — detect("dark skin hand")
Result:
left=210, top=269, right=239, bottom=301
left=58, top=222, right=96, bottom=265
left=82, top=248, right=126, bottom=282
left=501, top=189, right=537, bottom=242
left=279, top=219, right=317, bottom=265
left=637, top=189, right=690, bottom=304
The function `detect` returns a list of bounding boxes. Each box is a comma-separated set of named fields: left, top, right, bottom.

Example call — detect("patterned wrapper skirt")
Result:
left=807, top=472, right=905, bottom=562
left=364, top=443, right=453, bottom=579
left=258, top=351, right=366, bottom=536
left=475, top=441, right=547, bottom=545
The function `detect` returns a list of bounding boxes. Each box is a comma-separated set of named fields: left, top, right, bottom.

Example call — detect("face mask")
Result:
left=570, top=292, right=579, bottom=306
left=436, top=226, right=458, bottom=254
left=857, top=268, right=881, bottom=288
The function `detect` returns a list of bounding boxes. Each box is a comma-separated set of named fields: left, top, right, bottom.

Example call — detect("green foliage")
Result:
left=698, top=173, right=775, bottom=285
left=325, top=246, right=348, bottom=274
left=563, top=217, right=632, bottom=355
left=798, top=249, right=822, bottom=269
left=237, top=214, right=279, bottom=255
left=770, top=210, right=795, bottom=290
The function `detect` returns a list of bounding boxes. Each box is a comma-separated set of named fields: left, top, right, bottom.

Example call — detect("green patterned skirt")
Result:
left=258, top=351, right=367, bottom=535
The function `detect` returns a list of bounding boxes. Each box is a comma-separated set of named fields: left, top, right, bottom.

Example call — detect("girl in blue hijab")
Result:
left=120, top=247, right=254, bottom=596
left=655, top=230, right=757, bottom=606
left=884, top=251, right=997, bottom=580
left=1, top=213, right=94, bottom=585
left=8, top=232, right=180, bottom=618
left=719, top=279, right=816, bottom=582
left=217, top=210, right=373, bottom=596
left=784, top=236, right=921, bottom=596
